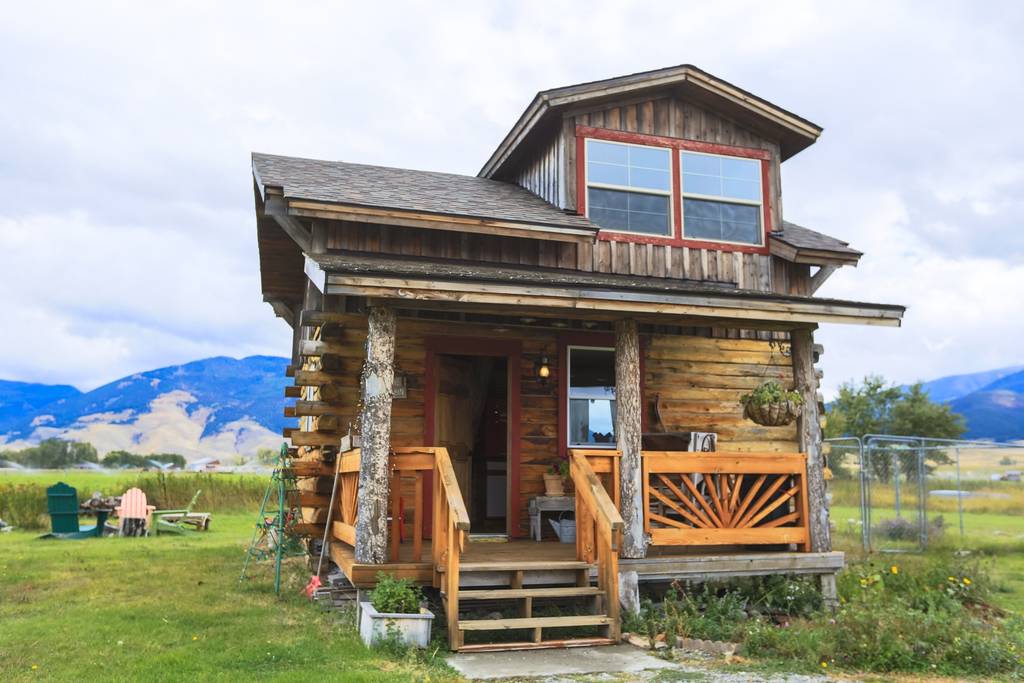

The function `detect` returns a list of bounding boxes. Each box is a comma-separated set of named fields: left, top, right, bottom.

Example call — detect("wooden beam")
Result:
left=615, top=318, right=646, bottom=559
left=354, top=306, right=397, bottom=564
left=808, top=265, right=839, bottom=294
left=265, top=196, right=312, bottom=253
left=791, top=328, right=830, bottom=552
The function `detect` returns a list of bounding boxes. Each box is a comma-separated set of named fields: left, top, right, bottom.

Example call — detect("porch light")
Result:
left=536, top=355, right=551, bottom=383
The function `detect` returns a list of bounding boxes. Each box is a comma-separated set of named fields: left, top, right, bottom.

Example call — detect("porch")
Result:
left=321, top=445, right=840, bottom=651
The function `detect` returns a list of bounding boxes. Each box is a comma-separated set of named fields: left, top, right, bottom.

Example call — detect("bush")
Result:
left=369, top=572, right=423, bottom=614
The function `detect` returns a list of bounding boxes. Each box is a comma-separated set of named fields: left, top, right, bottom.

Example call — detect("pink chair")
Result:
left=116, top=488, right=156, bottom=537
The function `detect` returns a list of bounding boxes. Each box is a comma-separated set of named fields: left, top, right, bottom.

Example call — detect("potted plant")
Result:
left=359, top=572, right=434, bottom=648
left=740, top=380, right=804, bottom=427
left=543, top=455, right=570, bottom=496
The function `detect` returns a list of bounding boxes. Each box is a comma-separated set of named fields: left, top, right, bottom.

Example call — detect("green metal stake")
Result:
left=274, top=443, right=287, bottom=595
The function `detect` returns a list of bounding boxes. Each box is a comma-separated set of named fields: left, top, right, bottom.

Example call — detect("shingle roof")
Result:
left=252, top=152, right=598, bottom=232
left=773, top=220, right=862, bottom=257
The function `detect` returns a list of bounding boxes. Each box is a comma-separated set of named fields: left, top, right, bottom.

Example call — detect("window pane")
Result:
left=682, top=152, right=762, bottom=204
left=588, top=162, right=629, bottom=187
left=569, top=348, right=616, bottom=447
left=682, top=152, right=720, bottom=176
left=628, top=145, right=670, bottom=170
left=587, top=139, right=669, bottom=192
left=589, top=188, right=670, bottom=235
left=629, top=167, right=670, bottom=191
left=587, top=139, right=628, bottom=165
left=683, top=198, right=762, bottom=245
left=682, top=173, right=722, bottom=197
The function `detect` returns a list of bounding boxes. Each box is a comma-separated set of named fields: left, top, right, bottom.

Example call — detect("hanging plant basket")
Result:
left=740, top=381, right=804, bottom=427
left=743, top=400, right=802, bottom=427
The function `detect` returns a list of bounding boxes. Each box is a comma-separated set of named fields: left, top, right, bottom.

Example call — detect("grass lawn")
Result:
left=0, top=513, right=452, bottom=682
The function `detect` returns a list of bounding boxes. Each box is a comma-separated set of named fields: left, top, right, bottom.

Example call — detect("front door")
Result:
left=435, top=354, right=508, bottom=535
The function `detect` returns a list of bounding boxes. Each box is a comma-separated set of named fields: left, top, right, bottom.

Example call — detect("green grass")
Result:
left=0, top=512, right=453, bottom=682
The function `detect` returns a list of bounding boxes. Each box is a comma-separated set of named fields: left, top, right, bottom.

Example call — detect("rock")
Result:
left=676, top=636, right=739, bottom=657
left=619, top=570, right=640, bottom=615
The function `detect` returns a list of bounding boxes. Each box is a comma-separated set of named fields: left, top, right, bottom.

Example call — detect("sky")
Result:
left=0, top=1, right=1021, bottom=398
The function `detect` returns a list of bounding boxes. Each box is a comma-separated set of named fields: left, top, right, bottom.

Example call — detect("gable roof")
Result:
left=480, top=64, right=823, bottom=180
left=771, top=220, right=863, bottom=266
left=252, top=152, right=598, bottom=241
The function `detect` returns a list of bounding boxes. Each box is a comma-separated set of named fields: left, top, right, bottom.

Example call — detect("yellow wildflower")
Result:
left=890, top=565, right=899, bottom=575
left=963, top=577, right=972, bottom=585
left=192, top=635, right=199, bottom=641
left=948, top=576, right=956, bottom=582
left=31, top=665, right=38, bottom=671
left=821, top=661, right=829, bottom=669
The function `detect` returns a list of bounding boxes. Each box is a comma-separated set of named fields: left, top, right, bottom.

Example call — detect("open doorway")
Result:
left=435, top=354, right=508, bottom=535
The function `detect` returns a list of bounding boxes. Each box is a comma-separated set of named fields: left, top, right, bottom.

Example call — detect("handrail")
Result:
left=570, top=452, right=622, bottom=642
left=430, top=446, right=469, bottom=650
left=434, top=446, right=470, bottom=531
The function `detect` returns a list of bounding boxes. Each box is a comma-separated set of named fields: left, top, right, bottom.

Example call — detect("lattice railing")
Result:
left=642, top=452, right=811, bottom=550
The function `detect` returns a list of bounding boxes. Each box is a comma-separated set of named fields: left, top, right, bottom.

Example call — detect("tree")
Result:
left=148, top=453, right=186, bottom=469
left=825, top=375, right=966, bottom=480
left=102, top=450, right=149, bottom=468
left=255, top=447, right=278, bottom=466
left=16, top=438, right=99, bottom=469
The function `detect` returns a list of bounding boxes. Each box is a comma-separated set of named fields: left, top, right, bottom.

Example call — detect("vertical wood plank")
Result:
left=615, top=319, right=646, bottom=558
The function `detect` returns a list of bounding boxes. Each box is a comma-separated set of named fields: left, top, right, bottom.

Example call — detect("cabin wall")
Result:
left=292, top=311, right=799, bottom=537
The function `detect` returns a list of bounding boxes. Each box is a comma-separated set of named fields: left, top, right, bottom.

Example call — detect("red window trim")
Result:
left=557, top=332, right=647, bottom=460
left=576, top=124, right=772, bottom=255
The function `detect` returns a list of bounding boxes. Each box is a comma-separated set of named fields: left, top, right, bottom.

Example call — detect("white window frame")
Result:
left=566, top=345, right=617, bottom=449
left=680, top=150, right=765, bottom=247
left=584, top=138, right=675, bottom=238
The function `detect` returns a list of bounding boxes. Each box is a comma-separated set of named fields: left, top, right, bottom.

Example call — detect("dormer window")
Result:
left=585, top=139, right=672, bottom=236
left=681, top=152, right=763, bottom=246
left=577, top=126, right=772, bottom=253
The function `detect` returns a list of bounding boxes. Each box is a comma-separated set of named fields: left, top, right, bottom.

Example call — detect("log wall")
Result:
left=291, top=312, right=799, bottom=537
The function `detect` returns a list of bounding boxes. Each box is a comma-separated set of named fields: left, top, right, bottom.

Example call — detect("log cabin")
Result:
left=252, top=64, right=904, bottom=651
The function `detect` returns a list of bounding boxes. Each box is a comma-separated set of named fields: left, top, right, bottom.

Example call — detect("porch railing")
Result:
left=331, top=446, right=439, bottom=563
left=569, top=452, right=623, bottom=640
left=430, top=446, right=470, bottom=650
left=642, top=452, right=811, bottom=550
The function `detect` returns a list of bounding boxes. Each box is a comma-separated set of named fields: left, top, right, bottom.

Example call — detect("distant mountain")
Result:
left=950, top=369, right=1024, bottom=442
left=0, top=380, right=81, bottom=417
left=915, top=365, right=1024, bottom=403
left=0, top=356, right=290, bottom=460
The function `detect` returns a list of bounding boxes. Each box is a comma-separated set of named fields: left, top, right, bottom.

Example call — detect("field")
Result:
left=0, top=509, right=453, bottom=682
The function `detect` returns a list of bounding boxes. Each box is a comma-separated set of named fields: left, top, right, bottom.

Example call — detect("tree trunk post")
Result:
left=615, top=318, right=646, bottom=559
left=354, top=306, right=397, bottom=564
left=791, top=327, right=831, bottom=552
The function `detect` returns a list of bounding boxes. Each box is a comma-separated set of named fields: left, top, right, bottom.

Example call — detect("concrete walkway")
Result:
left=446, top=644, right=838, bottom=682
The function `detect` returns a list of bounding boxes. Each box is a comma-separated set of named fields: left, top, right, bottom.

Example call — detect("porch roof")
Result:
left=307, top=252, right=905, bottom=328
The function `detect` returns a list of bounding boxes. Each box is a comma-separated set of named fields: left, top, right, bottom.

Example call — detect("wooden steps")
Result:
left=445, top=558, right=615, bottom=652
left=459, top=615, right=612, bottom=631
left=458, top=586, right=601, bottom=600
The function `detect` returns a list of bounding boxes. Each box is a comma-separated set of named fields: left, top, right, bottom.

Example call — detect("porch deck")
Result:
left=330, top=539, right=844, bottom=588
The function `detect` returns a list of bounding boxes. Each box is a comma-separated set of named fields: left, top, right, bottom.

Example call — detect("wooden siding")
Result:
left=512, top=129, right=565, bottom=210
left=291, top=311, right=798, bottom=536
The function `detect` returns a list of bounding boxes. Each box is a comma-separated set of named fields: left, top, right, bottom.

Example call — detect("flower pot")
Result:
left=359, top=601, right=434, bottom=648
left=543, top=473, right=565, bottom=496
left=743, top=400, right=802, bottom=427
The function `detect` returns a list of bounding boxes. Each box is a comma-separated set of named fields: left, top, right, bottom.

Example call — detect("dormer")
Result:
left=480, top=65, right=854, bottom=292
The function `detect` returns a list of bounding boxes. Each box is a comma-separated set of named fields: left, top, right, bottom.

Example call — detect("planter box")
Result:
left=359, top=601, right=434, bottom=648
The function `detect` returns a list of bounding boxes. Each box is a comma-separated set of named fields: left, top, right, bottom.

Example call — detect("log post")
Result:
left=615, top=318, right=646, bottom=559
left=791, top=327, right=831, bottom=552
left=354, top=306, right=397, bottom=564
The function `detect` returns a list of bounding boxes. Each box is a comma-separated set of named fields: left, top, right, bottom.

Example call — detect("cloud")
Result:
left=0, top=0, right=1021, bottom=396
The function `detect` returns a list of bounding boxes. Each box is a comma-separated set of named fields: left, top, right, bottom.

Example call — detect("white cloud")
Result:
left=0, top=0, right=1021, bottom=394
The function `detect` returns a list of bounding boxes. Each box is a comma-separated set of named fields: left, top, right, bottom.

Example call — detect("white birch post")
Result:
left=615, top=318, right=646, bottom=559
left=354, top=306, right=396, bottom=564
left=791, top=327, right=831, bottom=552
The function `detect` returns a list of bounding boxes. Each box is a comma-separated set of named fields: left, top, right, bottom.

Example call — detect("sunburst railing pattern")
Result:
left=642, top=452, right=810, bottom=550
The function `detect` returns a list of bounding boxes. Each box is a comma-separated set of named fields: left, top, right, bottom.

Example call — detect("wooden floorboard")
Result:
left=331, top=538, right=843, bottom=587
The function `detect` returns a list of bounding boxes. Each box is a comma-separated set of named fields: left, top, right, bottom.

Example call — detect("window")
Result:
left=681, top=151, right=763, bottom=245
left=585, top=139, right=671, bottom=236
left=567, top=347, right=616, bottom=448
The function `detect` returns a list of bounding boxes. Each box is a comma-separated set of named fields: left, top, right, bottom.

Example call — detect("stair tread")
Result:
left=449, top=560, right=591, bottom=572
left=456, top=637, right=617, bottom=653
left=459, top=614, right=611, bottom=631
left=458, top=587, right=601, bottom=600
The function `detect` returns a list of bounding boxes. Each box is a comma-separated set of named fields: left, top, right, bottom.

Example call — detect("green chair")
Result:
left=155, top=490, right=210, bottom=534
left=42, top=482, right=107, bottom=539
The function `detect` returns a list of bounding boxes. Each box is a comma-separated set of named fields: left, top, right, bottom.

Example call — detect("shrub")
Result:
left=369, top=572, right=423, bottom=614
